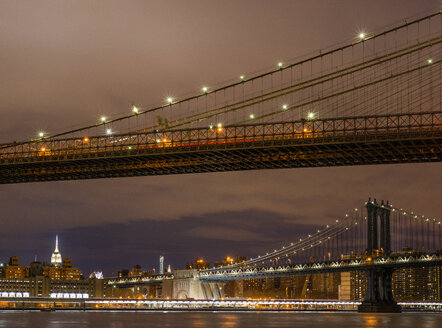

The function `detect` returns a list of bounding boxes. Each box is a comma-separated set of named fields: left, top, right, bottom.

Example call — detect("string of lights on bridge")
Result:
left=30, top=21, right=436, bottom=143
left=216, top=209, right=362, bottom=270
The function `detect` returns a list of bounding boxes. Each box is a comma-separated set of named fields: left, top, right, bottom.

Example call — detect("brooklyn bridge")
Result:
left=0, top=12, right=440, bottom=313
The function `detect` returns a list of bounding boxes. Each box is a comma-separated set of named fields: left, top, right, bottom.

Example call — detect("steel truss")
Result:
left=0, top=112, right=441, bottom=184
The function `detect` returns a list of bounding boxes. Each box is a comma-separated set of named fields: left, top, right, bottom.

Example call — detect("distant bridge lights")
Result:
left=359, top=31, right=366, bottom=40
left=202, top=86, right=208, bottom=93
left=132, top=105, right=139, bottom=113
left=83, top=137, right=89, bottom=143
left=106, top=129, right=112, bottom=135
left=100, top=116, right=106, bottom=123
left=250, top=114, right=254, bottom=119
left=278, top=62, right=283, bottom=68
left=166, top=97, right=173, bottom=104
left=428, top=58, right=433, bottom=64
left=38, top=132, right=45, bottom=138
left=307, top=112, right=315, bottom=120
left=282, top=104, right=288, bottom=110
left=239, top=75, right=245, bottom=80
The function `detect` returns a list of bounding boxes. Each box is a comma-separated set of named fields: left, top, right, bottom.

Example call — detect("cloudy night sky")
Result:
left=0, top=0, right=440, bottom=277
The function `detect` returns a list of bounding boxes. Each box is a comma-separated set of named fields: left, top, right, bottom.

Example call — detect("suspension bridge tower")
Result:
left=358, top=198, right=401, bottom=313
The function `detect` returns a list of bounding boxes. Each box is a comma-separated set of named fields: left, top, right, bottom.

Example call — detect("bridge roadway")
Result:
left=0, top=111, right=441, bottom=184
left=199, top=253, right=442, bottom=282
left=106, top=253, right=442, bottom=286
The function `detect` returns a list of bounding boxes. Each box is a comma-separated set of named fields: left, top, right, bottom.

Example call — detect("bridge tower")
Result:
left=358, top=198, right=401, bottom=313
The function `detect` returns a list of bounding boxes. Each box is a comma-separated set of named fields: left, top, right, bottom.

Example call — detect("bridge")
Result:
left=107, top=198, right=441, bottom=312
left=1, top=10, right=440, bottom=313
left=0, top=12, right=440, bottom=184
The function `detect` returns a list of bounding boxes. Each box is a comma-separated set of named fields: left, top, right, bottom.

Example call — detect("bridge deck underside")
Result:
left=0, top=130, right=441, bottom=184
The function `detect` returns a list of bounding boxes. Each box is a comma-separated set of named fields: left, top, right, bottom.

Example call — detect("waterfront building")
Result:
left=4, top=257, right=28, bottom=279
left=0, top=277, right=105, bottom=297
left=392, top=266, right=442, bottom=301
left=186, top=258, right=210, bottom=270
left=128, top=265, right=143, bottom=278
left=43, top=262, right=81, bottom=281
left=214, top=256, right=247, bottom=268
left=118, top=269, right=129, bottom=278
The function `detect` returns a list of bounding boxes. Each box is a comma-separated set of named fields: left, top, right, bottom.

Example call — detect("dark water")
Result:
left=0, top=311, right=440, bottom=328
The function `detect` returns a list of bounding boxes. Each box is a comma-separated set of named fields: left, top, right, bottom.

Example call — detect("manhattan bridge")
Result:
left=1, top=12, right=441, bottom=312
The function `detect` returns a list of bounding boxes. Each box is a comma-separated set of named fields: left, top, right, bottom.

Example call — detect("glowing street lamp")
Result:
left=278, top=62, right=283, bottom=68
left=132, top=105, right=139, bottom=113
left=282, top=104, right=288, bottom=110
left=100, top=116, right=106, bottom=123
left=428, top=58, right=433, bottom=64
left=250, top=114, right=254, bottom=119
left=106, top=129, right=112, bottom=135
left=307, top=112, right=315, bottom=120
left=202, top=86, right=208, bottom=93
left=240, top=75, right=245, bottom=80
left=166, top=97, right=173, bottom=104
left=38, top=132, right=44, bottom=138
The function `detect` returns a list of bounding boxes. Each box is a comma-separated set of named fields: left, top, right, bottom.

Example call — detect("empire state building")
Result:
left=50, top=235, right=62, bottom=267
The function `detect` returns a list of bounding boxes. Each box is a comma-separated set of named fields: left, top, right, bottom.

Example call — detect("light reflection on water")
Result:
left=0, top=311, right=440, bottom=328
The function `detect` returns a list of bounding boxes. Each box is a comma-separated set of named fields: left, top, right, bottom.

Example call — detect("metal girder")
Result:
left=0, top=112, right=441, bottom=184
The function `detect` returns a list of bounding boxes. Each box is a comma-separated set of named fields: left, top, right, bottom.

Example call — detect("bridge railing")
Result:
left=0, top=111, right=440, bottom=161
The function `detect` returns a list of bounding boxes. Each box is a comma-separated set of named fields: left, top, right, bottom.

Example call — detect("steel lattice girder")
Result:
left=0, top=129, right=441, bottom=184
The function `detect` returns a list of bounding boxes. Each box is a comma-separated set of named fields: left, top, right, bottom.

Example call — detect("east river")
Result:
left=0, top=311, right=440, bottom=328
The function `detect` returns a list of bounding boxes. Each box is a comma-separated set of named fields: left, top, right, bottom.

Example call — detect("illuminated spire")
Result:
left=51, top=235, right=62, bottom=267
left=55, top=235, right=59, bottom=252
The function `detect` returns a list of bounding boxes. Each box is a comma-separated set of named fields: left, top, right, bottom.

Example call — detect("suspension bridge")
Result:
left=0, top=10, right=441, bottom=313
left=0, top=12, right=440, bottom=184
left=109, top=199, right=442, bottom=312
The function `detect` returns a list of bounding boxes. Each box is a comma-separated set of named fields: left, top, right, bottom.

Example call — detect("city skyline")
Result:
left=0, top=0, right=441, bottom=278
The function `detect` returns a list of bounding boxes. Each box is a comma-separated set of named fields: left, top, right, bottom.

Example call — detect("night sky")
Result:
left=0, top=0, right=440, bottom=277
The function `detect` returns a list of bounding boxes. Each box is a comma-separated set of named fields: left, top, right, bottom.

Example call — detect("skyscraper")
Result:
left=159, top=256, right=164, bottom=274
left=50, top=235, right=62, bottom=267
